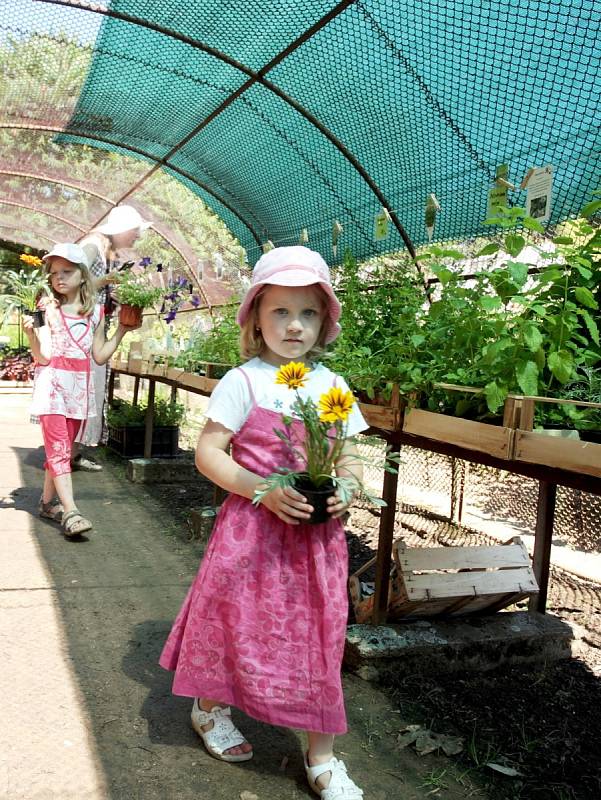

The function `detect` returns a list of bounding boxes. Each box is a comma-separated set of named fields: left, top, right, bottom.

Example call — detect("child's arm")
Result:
left=196, top=420, right=313, bottom=525
left=328, top=439, right=364, bottom=518
left=92, top=319, right=139, bottom=365
left=22, top=316, right=51, bottom=365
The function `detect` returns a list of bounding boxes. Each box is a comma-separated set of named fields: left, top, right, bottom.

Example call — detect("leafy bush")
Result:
left=175, top=306, right=241, bottom=372
left=107, top=397, right=185, bottom=428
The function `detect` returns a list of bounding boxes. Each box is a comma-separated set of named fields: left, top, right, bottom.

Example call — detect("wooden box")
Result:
left=349, top=537, right=538, bottom=623
left=511, top=396, right=601, bottom=479
left=402, top=408, right=514, bottom=459
left=357, top=384, right=405, bottom=432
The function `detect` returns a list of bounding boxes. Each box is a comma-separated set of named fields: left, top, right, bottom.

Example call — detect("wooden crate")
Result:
left=402, top=408, right=514, bottom=459
left=349, top=537, right=538, bottom=623
left=356, top=384, right=405, bottom=432
left=511, top=396, right=601, bottom=479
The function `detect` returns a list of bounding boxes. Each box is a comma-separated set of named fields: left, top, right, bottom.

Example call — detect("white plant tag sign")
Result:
left=525, top=165, right=553, bottom=222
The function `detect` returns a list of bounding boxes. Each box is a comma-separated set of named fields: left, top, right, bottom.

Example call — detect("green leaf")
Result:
left=410, top=334, right=426, bottom=348
left=432, top=267, right=454, bottom=285
left=534, top=348, right=546, bottom=370
left=508, top=261, right=529, bottom=287
left=516, top=360, right=539, bottom=396
left=552, top=236, right=574, bottom=245
left=540, top=268, right=564, bottom=283
left=580, top=199, right=601, bottom=218
left=484, top=381, right=507, bottom=413
left=574, top=286, right=598, bottom=310
left=522, top=217, right=545, bottom=233
left=480, top=295, right=502, bottom=312
left=578, top=308, right=600, bottom=346
left=548, top=350, right=574, bottom=384
left=476, top=242, right=500, bottom=257
left=574, top=265, right=593, bottom=280
left=504, top=234, right=525, bottom=257
left=522, top=322, right=543, bottom=352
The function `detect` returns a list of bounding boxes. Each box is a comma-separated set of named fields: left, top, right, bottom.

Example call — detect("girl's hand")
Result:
left=117, top=321, right=142, bottom=334
left=258, top=485, right=313, bottom=525
left=327, top=489, right=357, bottom=519
left=21, top=316, right=35, bottom=335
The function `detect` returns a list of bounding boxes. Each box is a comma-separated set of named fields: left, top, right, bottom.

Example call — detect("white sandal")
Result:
left=190, top=700, right=253, bottom=763
left=304, top=754, right=364, bottom=799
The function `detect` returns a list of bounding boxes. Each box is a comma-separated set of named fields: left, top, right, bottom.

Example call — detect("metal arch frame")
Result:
left=0, top=198, right=86, bottom=232
left=0, top=122, right=264, bottom=249
left=36, top=0, right=421, bottom=269
left=0, top=167, right=199, bottom=272
left=0, top=223, right=57, bottom=248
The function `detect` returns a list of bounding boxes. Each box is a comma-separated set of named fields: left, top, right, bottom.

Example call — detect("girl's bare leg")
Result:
left=307, top=732, right=336, bottom=789
left=42, top=470, right=56, bottom=504
left=50, top=471, right=77, bottom=515
left=198, top=699, right=253, bottom=757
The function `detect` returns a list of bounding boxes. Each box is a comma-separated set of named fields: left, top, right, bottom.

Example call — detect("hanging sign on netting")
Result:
left=487, top=163, right=512, bottom=217
left=374, top=208, right=390, bottom=241
left=522, top=166, right=554, bottom=222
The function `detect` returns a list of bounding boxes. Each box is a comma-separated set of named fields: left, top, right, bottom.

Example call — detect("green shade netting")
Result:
left=47, top=0, right=601, bottom=263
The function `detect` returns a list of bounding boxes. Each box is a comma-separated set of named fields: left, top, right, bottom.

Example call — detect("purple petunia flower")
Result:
left=191, top=295, right=201, bottom=307
left=139, top=257, right=152, bottom=267
left=164, top=310, right=177, bottom=323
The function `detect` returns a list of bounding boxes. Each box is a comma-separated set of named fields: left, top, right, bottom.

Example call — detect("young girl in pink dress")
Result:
left=23, top=243, right=140, bottom=537
left=160, top=246, right=365, bottom=799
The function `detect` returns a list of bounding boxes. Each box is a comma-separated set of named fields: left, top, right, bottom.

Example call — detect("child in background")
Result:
left=160, top=246, right=365, bottom=799
left=23, top=243, right=140, bottom=537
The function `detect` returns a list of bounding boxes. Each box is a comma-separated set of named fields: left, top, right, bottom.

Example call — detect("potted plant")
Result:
left=0, top=267, right=51, bottom=328
left=252, top=361, right=397, bottom=523
left=113, top=266, right=165, bottom=326
left=174, top=305, right=241, bottom=378
left=106, top=397, right=186, bottom=458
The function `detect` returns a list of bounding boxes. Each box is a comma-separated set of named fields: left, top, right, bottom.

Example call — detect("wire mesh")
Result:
left=1, top=0, right=599, bottom=268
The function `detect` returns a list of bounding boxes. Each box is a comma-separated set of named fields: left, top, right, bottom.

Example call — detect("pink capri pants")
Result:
left=39, top=415, right=82, bottom=477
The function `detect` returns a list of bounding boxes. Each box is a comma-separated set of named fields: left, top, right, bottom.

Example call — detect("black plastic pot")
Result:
left=107, top=424, right=179, bottom=458
left=25, top=309, right=45, bottom=328
left=295, top=474, right=336, bottom=524
left=579, top=430, right=601, bottom=445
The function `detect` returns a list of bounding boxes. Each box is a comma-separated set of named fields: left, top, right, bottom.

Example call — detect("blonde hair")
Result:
left=44, top=258, right=96, bottom=316
left=239, top=284, right=329, bottom=361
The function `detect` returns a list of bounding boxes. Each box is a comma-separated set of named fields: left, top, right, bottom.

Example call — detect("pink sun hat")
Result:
left=237, top=246, right=341, bottom=343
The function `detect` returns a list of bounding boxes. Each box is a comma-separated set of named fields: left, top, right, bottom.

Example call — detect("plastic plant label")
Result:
left=374, top=209, right=390, bottom=241
left=525, top=165, right=553, bottom=222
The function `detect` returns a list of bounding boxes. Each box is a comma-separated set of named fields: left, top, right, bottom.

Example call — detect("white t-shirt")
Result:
left=206, top=357, right=367, bottom=437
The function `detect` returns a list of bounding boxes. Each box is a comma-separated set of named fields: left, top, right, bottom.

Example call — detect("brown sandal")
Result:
left=61, top=509, right=93, bottom=538
left=38, top=496, right=64, bottom=522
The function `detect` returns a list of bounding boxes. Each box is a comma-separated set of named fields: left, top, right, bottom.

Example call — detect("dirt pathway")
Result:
left=0, top=391, right=483, bottom=800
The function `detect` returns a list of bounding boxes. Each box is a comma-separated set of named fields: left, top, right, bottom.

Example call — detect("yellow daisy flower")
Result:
left=318, top=387, right=355, bottom=423
left=275, top=361, right=311, bottom=390
left=20, top=254, right=43, bottom=268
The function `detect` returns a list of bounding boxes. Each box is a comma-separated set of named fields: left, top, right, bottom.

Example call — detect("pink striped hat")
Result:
left=237, top=246, right=341, bottom=343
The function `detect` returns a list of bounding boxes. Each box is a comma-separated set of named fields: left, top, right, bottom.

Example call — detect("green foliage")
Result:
left=114, top=272, right=164, bottom=309
left=107, top=397, right=185, bottom=428
left=330, top=199, right=600, bottom=419
left=0, top=268, right=50, bottom=322
left=174, top=306, right=241, bottom=371
left=327, top=250, right=427, bottom=401
left=535, top=367, right=601, bottom=432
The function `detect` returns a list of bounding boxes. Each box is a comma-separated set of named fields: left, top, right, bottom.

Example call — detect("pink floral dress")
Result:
left=30, top=303, right=103, bottom=432
left=159, top=370, right=350, bottom=734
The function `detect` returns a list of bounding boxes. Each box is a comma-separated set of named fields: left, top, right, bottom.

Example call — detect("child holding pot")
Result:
left=160, top=246, right=366, bottom=799
left=24, top=243, right=140, bottom=537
